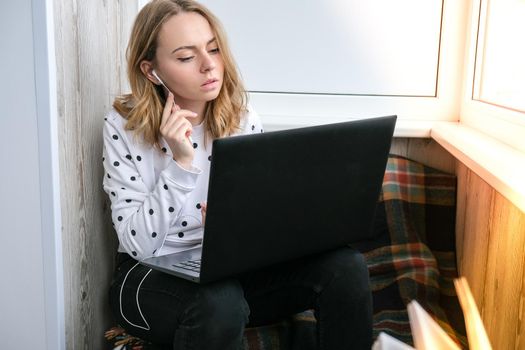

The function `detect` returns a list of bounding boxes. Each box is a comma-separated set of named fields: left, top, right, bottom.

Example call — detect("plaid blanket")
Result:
left=362, top=155, right=466, bottom=347
left=106, top=155, right=466, bottom=349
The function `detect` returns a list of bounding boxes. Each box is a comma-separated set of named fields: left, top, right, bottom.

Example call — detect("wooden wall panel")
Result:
left=54, top=1, right=136, bottom=349
left=390, top=138, right=456, bottom=174
left=456, top=162, right=525, bottom=349
left=456, top=163, right=492, bottom=306
left=516, top=248, right=525, bottom=349
left=482, top=191, right=525, bottom=350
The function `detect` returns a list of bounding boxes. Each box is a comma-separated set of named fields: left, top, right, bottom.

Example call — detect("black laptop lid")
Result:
left=199, top=115, right=396, bottom=283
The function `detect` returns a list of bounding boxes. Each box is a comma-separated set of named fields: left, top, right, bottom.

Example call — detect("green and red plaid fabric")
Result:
left=362, top=155, right=465, bottom=347
left=106, top=155, right=466, bottom=350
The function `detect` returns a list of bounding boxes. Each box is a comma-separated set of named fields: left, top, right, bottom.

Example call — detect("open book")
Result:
left=408, top=300, right=461, bottom=349
left=372, top=332, right=415, bottom=350
left=372, top=277, right=492, bottom=350
left=453, top=277, right=492, bottom=350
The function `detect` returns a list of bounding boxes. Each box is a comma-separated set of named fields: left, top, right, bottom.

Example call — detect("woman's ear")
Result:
left=140, top=60, right=158, bottom=85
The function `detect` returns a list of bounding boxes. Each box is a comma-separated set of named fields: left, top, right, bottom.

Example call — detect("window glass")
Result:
left=475, top=0, right=525, bottom=112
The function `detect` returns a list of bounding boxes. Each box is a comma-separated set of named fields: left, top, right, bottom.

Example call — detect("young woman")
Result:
left=103, top=1, right=373, bottom=349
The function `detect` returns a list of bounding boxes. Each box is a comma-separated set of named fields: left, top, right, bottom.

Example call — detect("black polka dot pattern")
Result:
left=105, top=113, right=265, bottom=257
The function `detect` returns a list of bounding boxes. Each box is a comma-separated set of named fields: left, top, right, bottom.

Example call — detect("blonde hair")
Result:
left=113, top=0, right=247, bottom=149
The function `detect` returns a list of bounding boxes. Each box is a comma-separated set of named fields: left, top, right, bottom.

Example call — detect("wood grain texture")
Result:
left=390, top=138, right=456, bottom=174
left=482, top=191, right=525, bottom=350
left=456, top=162, right=525, bottom=349
left=456, top=163, right=492, bottom=307
left=54, top=0, right=135, bottom=349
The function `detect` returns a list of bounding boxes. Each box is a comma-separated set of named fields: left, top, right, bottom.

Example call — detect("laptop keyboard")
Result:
left=173, top=259, right=201, bottom=272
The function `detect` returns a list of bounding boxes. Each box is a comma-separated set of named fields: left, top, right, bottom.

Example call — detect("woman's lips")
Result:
left=202, top=78, right=218, bottom=86
left=201, top=78, right=219, bottom=91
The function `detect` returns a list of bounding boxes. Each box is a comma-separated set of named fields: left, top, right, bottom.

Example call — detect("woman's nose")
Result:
left=200, top=53, right=216, bottom=73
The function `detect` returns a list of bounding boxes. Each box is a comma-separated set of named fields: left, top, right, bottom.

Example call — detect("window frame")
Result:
left=238, top=0, right=469, bottom=135
left=460, top=0, right=525, bottom=153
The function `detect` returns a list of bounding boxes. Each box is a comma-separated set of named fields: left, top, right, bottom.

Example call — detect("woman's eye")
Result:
left=209, top=48, right=220, bottom=54
left=178, top=56, right=194, bottom=62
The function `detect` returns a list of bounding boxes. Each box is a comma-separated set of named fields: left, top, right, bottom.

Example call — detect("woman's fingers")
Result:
left=160, top=92, right=175, bottom=129
left=171, top=121, right=194, bottom=144
left=201, top=202, right=207, bottom=225
left=159, top=101, right=199, bottom=165
left=162, top=112, right=197, bottom=139
left=161, top=110, right=198, bottom=137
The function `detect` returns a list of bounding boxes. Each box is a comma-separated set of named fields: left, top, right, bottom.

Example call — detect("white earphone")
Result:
left=152, top=70, right=173, bottom=95
left=152, top=70, right=193, bottom=144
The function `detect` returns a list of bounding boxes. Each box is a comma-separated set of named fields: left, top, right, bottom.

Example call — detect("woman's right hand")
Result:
left=160, top=92, right=198, bottom=170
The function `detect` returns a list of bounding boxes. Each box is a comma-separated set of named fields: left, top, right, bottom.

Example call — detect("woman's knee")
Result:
left=183, top=279, right=250, bottom=334
left=172, top=280, right=250, bottom=349
left=318, top=247, right=370, bottom=289
left=339, top=248, right=370, bottom=287
left=318, top=248, right=372, bottom=322
left=313, top=248, right=372, bottom=314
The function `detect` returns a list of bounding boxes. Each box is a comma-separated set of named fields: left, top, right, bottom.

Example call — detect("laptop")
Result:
left=140, top=115, right=397, bottom=283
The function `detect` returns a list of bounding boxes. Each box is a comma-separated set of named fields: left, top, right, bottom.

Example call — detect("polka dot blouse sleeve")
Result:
left=102, top=113, right=201, bottom=260
left=243, top=106, right=264, bottom=135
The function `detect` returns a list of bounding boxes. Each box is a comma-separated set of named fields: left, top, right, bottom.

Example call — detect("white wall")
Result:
left=0, top=1, right=63, bottom=349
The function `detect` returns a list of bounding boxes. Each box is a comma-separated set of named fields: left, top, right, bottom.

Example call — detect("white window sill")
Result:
left=431, top=122, right=525, bottom=213
left=261, top=114, right=435, bottom=138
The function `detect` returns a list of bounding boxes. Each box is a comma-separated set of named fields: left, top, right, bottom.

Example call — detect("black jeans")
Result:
left=109, top=247, right=372, bottom=350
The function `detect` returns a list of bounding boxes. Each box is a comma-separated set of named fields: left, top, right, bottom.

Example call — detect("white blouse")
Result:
left=102, top=107, right=263, bottom=260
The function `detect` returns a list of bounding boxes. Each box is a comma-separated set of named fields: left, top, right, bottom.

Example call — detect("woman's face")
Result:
left=153, top=12, right=224, bottom=106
